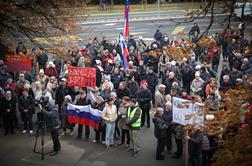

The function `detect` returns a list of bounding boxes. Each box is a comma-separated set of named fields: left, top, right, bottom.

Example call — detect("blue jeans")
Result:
left=105, top=122, right=115, bottom=145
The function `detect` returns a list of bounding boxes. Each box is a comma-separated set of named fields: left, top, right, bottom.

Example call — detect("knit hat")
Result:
left=140, top=80, right=148, bottom=86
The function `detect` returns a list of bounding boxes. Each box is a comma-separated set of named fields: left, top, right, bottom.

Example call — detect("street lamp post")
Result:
left=158, top=0, right=160, bottom=18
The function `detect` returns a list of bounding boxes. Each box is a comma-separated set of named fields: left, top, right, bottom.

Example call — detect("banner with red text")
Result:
left=68, top=66, right=96, bottom=87
left=6, top=55, right=32, bottom=72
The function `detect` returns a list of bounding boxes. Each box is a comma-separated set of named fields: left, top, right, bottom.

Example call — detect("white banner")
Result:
left=172, top=97, right=204, bottom=125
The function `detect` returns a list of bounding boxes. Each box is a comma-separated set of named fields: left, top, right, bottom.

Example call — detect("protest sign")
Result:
left=6, top=55, right=32, bottom=72
left=68, top=66, right=96, bottom=87
left=172, top=97, right=204, bottom=125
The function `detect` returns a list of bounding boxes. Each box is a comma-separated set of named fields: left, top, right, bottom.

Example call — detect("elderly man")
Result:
left=219, top=75, right=234, bottom=92
left=155, top=84, right=166, bottom=107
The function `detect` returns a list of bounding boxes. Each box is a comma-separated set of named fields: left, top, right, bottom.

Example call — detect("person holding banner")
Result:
left=92, top=96, right=105, bottom=143
left=172, top=123, right=184, bottom=159
left=185, top=125, right=204, bottom=166
left=61, top=95, right=74, bottom=136
left=75, top=88, right=92, bottom=140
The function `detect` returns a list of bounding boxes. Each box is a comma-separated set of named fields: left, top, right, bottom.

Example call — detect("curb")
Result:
left=80, top=13, right=228, bottom=25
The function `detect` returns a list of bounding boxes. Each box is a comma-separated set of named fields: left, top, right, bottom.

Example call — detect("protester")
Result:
left=152, top=107, right=167, bottom=160
left=162, top=101, right=173, bottom=153
left=61, top=95, right=74, bottom=136
left=19, top=88, right=35, bottom=134
left=102, top=97, right=117, bottom=148
left=136, top=80, right=152, bottom=128
left=92, top=96, right=106, bottom=143
left=126, top=98, right=142, bottom=157
left=117, top=96, right=130, bottom=147
left=2, top=91, right=16, bottom=135
left=185, top=125, right=204, bottom=166
left=74, top=89, right=92, bottom=139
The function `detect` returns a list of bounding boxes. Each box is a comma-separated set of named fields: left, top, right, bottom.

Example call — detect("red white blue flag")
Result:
left=67, top=104, right=102, bottom=130
left=124, top=0, right=129, bottom=38
left=119, top=34, right=129, bottom=69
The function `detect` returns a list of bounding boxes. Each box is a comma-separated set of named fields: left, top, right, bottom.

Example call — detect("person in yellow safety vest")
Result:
left=126, top=98, right=142, bottom=157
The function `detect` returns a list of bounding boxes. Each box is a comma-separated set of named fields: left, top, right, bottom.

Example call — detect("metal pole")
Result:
left=158, top=0, right=160, bottom=18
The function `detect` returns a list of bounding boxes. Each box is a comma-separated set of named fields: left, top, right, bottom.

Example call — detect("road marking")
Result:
left=172, top=26, right=185, bottom=34
left=103, top=23, right=116, bottom=26
left=34, top=35, right=82, bottom=44
left=130, top=32, right=147, bottom=35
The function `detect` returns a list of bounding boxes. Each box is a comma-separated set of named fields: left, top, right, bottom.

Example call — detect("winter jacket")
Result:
left=42, top=105, right=61, bottom=129
left=191, top=78, right=204, bottom=96
left=219, top=81, right=234, bottom=92
left=162, top=109, right=172, bottom=126
left=164, top=77, right=179, bottom=95
left=2, top=97, right=16, bottom=117
left=116, top=88, right=130, bottom=100
left=127, top=81, right=139, bottom=98
left=189, top=131, right=203, bottom=156
left=172, top=123, right=184, bottom=139
left=153, top=115, right=167, bottom=140
left=102, top=103, right=117, bottom=123
left=18, top=94, right=34, bottom=114
left=155, top=90, right=165, bottom=107
left=146, top=72, right=158, bottom=92
left=55, top=85, right=75, bottom=107
left=111, top=73, right=124, bottom=89
left=136, top=88, right=152, bottom=108
left=159, top=54, right=170, bottom=72
left=45, top=67, right=58, bottom=78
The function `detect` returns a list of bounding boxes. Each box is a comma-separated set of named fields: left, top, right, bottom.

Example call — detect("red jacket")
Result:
left=45, top=67, right=58, bottom=78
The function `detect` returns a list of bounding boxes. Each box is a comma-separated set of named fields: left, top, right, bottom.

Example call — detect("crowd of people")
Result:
left=0, top=23, right=252, bottom=165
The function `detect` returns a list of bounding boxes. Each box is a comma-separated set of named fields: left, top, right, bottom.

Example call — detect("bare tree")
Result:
left=0, top=0, right=88, bottom=56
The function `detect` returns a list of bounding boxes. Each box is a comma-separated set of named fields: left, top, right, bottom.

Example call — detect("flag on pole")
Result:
left=124, top=0, right=129, bottom=38
left=119, top=34, right=129, bottom=69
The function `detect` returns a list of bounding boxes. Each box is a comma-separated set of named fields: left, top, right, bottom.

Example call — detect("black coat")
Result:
left=127, top=81, right=139, bottom=98
left=55, top=85, right=75, bottom=107
left=136, top=88, right=152, bottom=108
left=189, top=131, right=203, bottom=156
left=164, top=77, right=179, bottom=95
left=116, top=88, right=130, bottom=100
left=2, top=97, right=16, bottom=117
left=18, top=94, right=34, bottom=114
left=146, top=73, right=158, bottom=92
left=152, top=116, right=167, bottom=140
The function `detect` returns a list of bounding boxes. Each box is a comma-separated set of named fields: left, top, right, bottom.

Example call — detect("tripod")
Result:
left=33, top=121, right=51, bottom=160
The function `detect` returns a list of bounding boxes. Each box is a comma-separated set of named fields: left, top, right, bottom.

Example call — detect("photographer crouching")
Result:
left=38, top=98, right=61, bottom=156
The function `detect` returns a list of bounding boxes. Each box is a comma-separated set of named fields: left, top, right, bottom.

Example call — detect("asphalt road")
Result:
left=0, top=117, right=184, bottom=166
left=77, top=15, right=252, bottom=43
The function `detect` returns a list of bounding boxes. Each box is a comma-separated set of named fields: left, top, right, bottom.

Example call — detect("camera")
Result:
left=37, top=96, right=49, bottom=107
left=35, top=96, right=49, bottom=126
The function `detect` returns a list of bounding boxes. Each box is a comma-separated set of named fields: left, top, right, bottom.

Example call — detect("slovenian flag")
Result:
left=124, top=0, right=129, bottom=38
left=67, top=103, right=102, bottom=129
left=119, top=34, right=129, bottom=69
